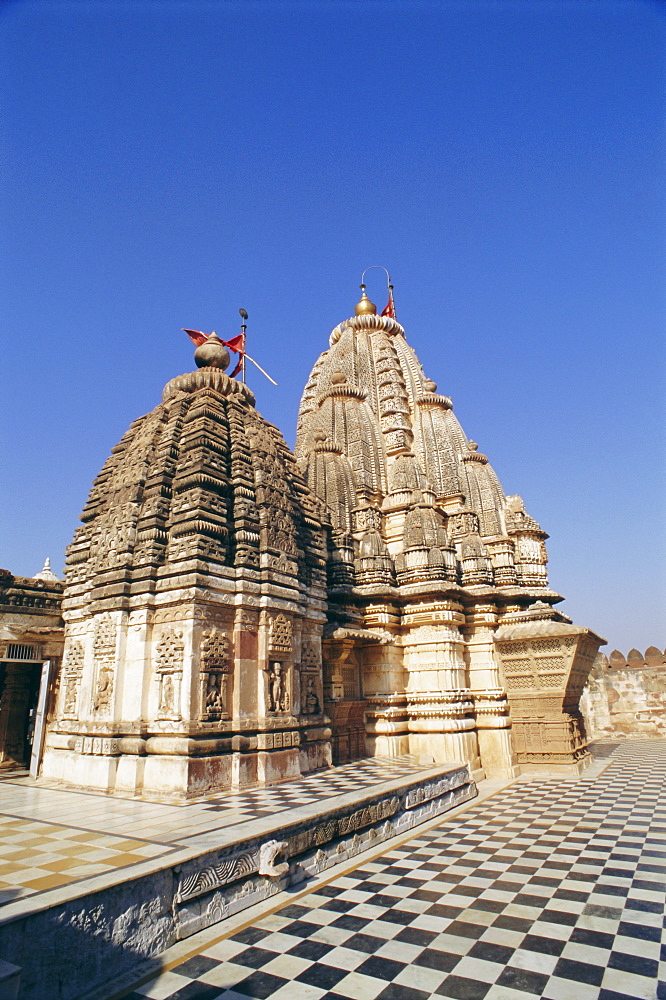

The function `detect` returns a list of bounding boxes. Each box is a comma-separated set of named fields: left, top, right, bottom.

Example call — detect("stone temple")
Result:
left=38, top=284, right=604, bottom=800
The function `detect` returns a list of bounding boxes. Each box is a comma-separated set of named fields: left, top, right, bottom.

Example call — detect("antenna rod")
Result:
left=239, top=308, right=248, bottom=384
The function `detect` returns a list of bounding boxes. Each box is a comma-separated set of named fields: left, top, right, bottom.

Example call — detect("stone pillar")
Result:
left=232, top=607, right=259, bottom=789
left=401, top=600, right=480, bottom=772
left=463, top=602, right=515, bottom=778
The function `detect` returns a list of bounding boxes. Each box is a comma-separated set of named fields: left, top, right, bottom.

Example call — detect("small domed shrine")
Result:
left=41, top=342, right=330, bottom=798
left=295, top=282, right=604, bottom=776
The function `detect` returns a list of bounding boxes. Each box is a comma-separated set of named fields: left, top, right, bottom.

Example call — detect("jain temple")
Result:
left=3, top=282, right=605, bottom=799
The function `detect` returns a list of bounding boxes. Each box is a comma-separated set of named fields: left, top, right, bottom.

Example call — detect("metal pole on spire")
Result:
left=237, top=307, right=278, bottom=386
left=239, top=309, right=248, bottom=384
left=360, top=266, right=395, bottom=319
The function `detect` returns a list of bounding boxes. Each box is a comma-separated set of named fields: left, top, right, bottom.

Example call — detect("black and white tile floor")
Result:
left=119, top=740, right=666, bottom=1000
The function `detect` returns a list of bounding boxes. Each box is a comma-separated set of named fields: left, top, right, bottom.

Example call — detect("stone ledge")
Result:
left=0, top=762, right=475, bottom=1000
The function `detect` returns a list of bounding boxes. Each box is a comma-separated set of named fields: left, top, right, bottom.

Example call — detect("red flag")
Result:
left=182, top=328, right=209, bottom=347
left=381, top=287, right=396, bottom=319
left=222, top=333, right=245, bottom=354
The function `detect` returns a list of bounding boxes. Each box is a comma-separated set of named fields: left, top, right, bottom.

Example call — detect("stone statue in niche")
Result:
left=62, top=640, right=84, bottom=715
left=204, top=670, right=227, bottom=716
left=93, top=665, right=114, bottom=713
left=267, top=662, right=289, bottom=713
left=155, top=628, right=184, bottom=720
left=160, top=673, right=175, bottom=714
left=63, top=676, right=78, bottom=714
left=200, top=629, right=230, bottom=720
left=301, top=674, right=321, bottom=715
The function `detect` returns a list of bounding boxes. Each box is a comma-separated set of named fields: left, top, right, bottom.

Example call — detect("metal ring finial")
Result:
left=361, top=265, right=392, bottom=288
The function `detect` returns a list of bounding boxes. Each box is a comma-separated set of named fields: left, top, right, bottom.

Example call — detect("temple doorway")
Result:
left=0, top=659, right=42, bottom=770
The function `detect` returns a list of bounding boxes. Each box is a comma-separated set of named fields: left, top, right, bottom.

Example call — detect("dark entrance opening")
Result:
left=0, top=661, right=43, bottom=770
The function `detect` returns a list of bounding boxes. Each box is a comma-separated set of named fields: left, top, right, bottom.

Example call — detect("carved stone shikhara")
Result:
left=296, top=304, right=605, bottom=773
left=40, top=366, right=330, bottom=798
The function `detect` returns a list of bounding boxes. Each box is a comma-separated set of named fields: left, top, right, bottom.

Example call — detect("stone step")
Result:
left=0, top=760, right=475, bottom=1000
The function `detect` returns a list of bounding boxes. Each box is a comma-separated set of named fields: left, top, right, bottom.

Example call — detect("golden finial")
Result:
left=355, top=283, right=377, bottom=316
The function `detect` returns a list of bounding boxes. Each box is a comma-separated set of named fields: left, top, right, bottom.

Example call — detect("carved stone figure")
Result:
left=267, top=662, right=288, bottom=713
left=302, top=674, right=321, bottom=715
left=204, top=670, right=226, bottom=715
left=200, top=629, right=230, bottom=719
left=159, top=673, right=175, bottom=714
left=93, top=665, right=114, bottom=713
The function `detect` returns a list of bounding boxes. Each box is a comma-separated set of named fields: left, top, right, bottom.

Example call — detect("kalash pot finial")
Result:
left=194, top=332, right=231, bottom=370
left=355, top=284, right=377, bottom=316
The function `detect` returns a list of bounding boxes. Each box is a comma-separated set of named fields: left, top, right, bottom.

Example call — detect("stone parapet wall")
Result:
left=0, top=761, right=475, bottom=1000
left=580, top=646, right=666, bottom=739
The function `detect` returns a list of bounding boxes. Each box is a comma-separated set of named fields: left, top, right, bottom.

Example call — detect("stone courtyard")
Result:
left=1, top=739, right=664, bottom=1000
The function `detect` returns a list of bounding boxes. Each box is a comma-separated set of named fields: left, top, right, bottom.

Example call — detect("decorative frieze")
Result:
left=73, top=736, right=120, bottom=756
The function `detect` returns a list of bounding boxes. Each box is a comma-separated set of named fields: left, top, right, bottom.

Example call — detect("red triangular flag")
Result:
left=183, top=328, right=209, bottom=347
left=381, top=288, right=396, bottom=319
left=223, top=333, right=245, bottom=354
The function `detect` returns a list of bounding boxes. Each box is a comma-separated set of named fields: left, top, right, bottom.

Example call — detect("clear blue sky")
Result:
left=1, top=0, right=664, bottom=655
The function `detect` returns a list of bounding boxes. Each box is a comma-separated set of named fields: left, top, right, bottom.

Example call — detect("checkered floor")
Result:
left=118, top=740, right=666, bottom=1000
left=192, top=757, right=426, bottom=825
left=0, top=821, right=166, bottom=902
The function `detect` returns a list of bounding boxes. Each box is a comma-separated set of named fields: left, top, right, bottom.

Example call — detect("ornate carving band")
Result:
left=175, top=838, right=288, bottom=904
left=404, top=768, right=469, bottom=810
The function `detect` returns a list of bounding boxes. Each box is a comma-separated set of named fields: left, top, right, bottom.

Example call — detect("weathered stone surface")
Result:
left=581, top=649, right=666, bottom=738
